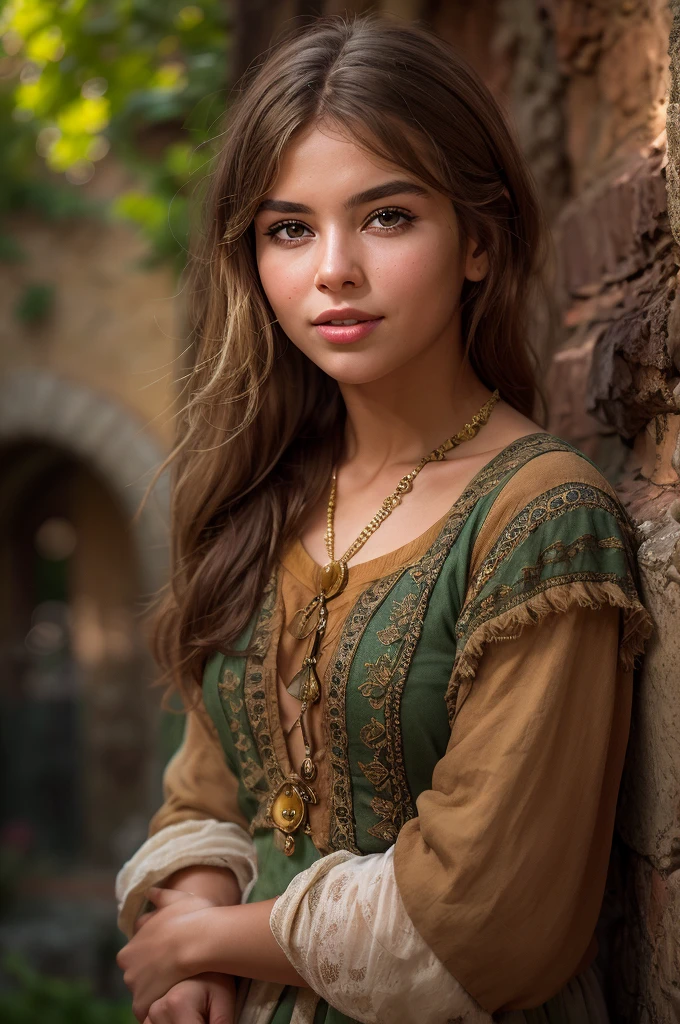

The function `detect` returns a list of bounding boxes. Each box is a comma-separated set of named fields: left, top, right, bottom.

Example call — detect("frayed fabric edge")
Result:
left=452, top=581, right=654, bottom=690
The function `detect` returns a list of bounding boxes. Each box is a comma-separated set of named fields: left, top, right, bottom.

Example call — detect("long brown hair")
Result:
left=150, top=12, right=549, bottom=707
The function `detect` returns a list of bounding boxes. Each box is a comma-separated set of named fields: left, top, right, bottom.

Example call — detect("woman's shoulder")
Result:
left=469, top=433, right=628, bottom=571
left=454, top=435, right=652, bottom=680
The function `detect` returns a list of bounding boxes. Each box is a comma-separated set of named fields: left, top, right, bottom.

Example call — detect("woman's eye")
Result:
left=265, top=221, right=310, bottom=244
left=367, top=207, right=413, bottom=230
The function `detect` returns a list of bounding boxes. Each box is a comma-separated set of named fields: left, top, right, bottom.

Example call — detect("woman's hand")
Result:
left=142, top=972, right=237, bottom=1024
left=116, top=886, right=218, bottom=1022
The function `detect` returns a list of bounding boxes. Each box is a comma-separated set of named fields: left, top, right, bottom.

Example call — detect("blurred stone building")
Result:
left=0, top=156, right=176, bottom=956
left=1, top=0, right=679, bottom=1018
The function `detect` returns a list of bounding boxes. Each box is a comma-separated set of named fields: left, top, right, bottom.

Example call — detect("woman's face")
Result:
left=253, top=123, right=487, bottom=386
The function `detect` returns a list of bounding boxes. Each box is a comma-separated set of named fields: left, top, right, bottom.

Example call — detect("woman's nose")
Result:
left=313, top=229, right=365, bottom=292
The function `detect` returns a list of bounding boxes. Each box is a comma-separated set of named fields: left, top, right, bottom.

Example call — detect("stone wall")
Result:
left=537, top=1, right=680, bottom=1019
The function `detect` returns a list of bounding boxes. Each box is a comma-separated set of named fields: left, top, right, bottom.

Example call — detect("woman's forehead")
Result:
left=261, top=125, right=440, bottom=210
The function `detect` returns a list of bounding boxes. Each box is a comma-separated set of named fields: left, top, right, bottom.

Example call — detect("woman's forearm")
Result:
left=162, top=865, right=242, bottom=907
left=189, top=898, right=310, bottom=988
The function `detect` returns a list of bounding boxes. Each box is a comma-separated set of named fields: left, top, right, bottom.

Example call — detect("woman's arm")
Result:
left=116, top=697, right=258, bottom=937
left=161, top=864, right=241, bottom=907
left=190, top=897, right=308, bottom=987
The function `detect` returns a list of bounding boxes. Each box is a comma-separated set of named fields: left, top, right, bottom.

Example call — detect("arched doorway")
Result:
left=0, top=369, right=171, bottom=881
left=0, top=440, right=154, bottom=869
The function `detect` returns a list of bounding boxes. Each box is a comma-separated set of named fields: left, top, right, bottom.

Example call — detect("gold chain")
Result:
left=325, top=389, right=500, bottom=567
left=269, top=388, right=500, bottom=858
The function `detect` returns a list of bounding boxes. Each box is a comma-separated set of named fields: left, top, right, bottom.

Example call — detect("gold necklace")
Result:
left=266, top=390, right=500, bottom=855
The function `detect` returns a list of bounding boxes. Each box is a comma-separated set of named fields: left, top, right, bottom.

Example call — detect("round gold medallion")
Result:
left=319, top=559, right=347, bottom=598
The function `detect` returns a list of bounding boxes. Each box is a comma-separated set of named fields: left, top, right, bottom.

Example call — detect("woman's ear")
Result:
left=464, top=234, right=489, bottom=282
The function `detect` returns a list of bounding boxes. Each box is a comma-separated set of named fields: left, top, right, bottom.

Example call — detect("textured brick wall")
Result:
left=536, top=2, right=680, bottom=1018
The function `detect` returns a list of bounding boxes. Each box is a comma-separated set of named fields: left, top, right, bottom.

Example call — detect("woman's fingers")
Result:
left=143, top=976, right=236, bottom=1024
left=208, top=980, right=237, bottom=1024
left=146, top=991, right=204, bottom=1023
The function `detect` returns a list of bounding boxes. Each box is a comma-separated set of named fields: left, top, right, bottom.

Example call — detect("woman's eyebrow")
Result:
left=255, top=179, right=431, bottom=215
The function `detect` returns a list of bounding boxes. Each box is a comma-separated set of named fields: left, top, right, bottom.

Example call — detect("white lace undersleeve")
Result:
left=268, top=845, right=492, bottom=1024
left=115, top=818, right=258, bottom=938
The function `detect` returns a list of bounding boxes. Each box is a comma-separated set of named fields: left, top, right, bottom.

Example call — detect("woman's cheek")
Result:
left=258, top=256, right=303, bottom=320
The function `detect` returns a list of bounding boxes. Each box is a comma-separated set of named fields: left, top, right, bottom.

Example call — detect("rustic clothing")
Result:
left=116, top=434, right=652, bottom=1024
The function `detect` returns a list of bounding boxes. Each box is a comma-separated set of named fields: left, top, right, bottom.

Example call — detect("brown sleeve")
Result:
left=393, top=603, right=632, bottom=1012
left=148, top=697, right=250, bottom=836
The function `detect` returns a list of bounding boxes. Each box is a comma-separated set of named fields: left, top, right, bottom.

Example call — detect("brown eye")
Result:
left=264, top=219, right=310, bottom=244
left=375, top=210, right=401, bottom=228
left=365, top=207, right=414, bottom=232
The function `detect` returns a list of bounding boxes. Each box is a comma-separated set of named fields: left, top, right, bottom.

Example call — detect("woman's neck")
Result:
left=339, top=334, right=492, bottom=477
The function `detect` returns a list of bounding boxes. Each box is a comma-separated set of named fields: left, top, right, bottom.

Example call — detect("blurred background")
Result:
left=0, top=1, right=679, bottom=1022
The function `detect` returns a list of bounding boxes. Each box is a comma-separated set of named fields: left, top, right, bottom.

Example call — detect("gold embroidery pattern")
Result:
left=239, top=573, right=288, bottom=834
left=216, top=664, right=267, bottom=803
left=357, top=653, right=394, bottom=710
left=364, top=574, right=444, bottom=843
left=446, top=482, right=642, bottom=722
left=330, top=434, right=577, bottom=850
left=467, top=484, right=635, bottom=605
left=325, top=569, right=407, bottom=854
left=457, top=484, right=638, bottom=642
left=376, top=592, right=418, bottom=646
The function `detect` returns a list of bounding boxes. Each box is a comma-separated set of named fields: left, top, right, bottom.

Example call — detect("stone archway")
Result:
left=0, top=368, right=170, bottom=596
left=0, top=369, right=171, bottom=869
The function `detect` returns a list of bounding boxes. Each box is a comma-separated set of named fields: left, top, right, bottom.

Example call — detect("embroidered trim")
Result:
left=216, top=665, right=266, bottom=799
left=462, top=483, right=638, bottom=613
left=244, top=573, right=288, bottom=835
left=447, top=481, right=653, bottom=721
left=376, top=593, right=418, bottom=646
left=328, top=433, right=578, bottom=850
left=325, top=570, right=406, bottom=853
left=213, top=573, right=284, bottom=835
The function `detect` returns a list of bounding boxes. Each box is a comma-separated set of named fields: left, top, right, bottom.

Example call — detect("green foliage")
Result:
left=0, top=953, right=135, bottom=1024
left=0, top=0, right=230, bottom=272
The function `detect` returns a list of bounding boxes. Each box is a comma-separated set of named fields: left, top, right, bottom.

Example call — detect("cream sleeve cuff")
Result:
left=115, top=819, right=258, bottom=938
left=268, top=845, right=491, bottom=1024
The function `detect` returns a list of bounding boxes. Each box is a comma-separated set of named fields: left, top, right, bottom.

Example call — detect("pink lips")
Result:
left=315, top=318, right=384, bottom=344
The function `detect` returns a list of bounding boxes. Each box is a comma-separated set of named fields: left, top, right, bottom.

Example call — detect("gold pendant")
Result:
left=268, top=774, right=317, bottom=856
left=287, top=658, right=321, bottom=703
left=320, top=559, right=347, bottom=598
left=287, top=597, right=321, bottom=639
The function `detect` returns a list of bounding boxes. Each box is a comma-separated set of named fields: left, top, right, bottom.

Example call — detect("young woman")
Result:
left=115, top=14, right=652, bottom=1024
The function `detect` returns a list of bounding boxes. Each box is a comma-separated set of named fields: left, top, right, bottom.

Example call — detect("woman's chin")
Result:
left=321, top=361, right=400, bottom=387
left=299, top=348, right=415, bottom=387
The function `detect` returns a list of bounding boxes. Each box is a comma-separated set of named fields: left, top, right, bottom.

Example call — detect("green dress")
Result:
left=200, top=434, right=649, bottom=1023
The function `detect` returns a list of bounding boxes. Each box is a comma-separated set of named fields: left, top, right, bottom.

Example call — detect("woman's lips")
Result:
left=315, top=318, right=384, bottom=344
